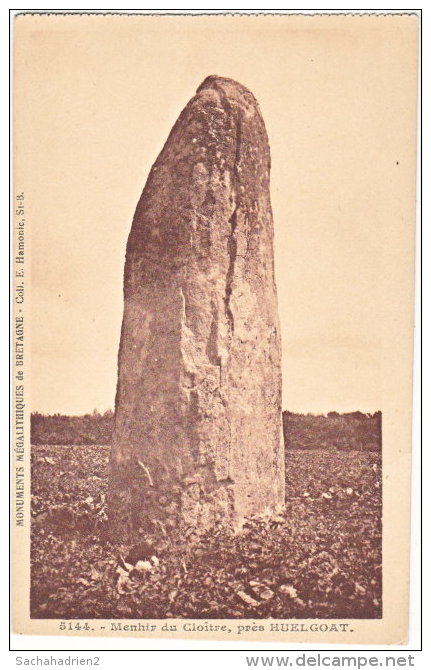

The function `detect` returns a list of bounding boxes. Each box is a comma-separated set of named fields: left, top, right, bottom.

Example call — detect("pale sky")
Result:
left=14, top=14, right=418, bottom=415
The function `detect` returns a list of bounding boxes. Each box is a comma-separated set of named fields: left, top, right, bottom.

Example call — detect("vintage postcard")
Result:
left=12, top=12, right=419, bottom=645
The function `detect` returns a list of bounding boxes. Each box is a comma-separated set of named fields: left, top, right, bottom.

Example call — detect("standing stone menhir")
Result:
left=108, top=75, right=285, bottom=543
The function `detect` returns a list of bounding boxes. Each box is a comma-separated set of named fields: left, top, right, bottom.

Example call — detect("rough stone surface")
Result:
left=109, top=75, right=284, bottom=542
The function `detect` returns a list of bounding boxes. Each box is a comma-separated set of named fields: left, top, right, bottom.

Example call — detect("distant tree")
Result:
left=31, top=410, right=382, bottom=452
left=282, top=410, right=382, bottom=452
left=31, top=411, right=115, bottom=445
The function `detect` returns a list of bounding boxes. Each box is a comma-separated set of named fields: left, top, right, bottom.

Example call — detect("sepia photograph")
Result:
left=12, top=11, right=418, bottom=644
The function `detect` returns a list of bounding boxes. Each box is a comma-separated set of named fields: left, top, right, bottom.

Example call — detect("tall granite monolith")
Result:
left=108, top=76, right=284, bottom=543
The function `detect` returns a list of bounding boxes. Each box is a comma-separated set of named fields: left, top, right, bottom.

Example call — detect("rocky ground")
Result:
left=31, top=445, right=382, bottom=619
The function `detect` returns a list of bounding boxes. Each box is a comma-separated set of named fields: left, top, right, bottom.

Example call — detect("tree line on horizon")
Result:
left=30, top=409, right=382, bottom=451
